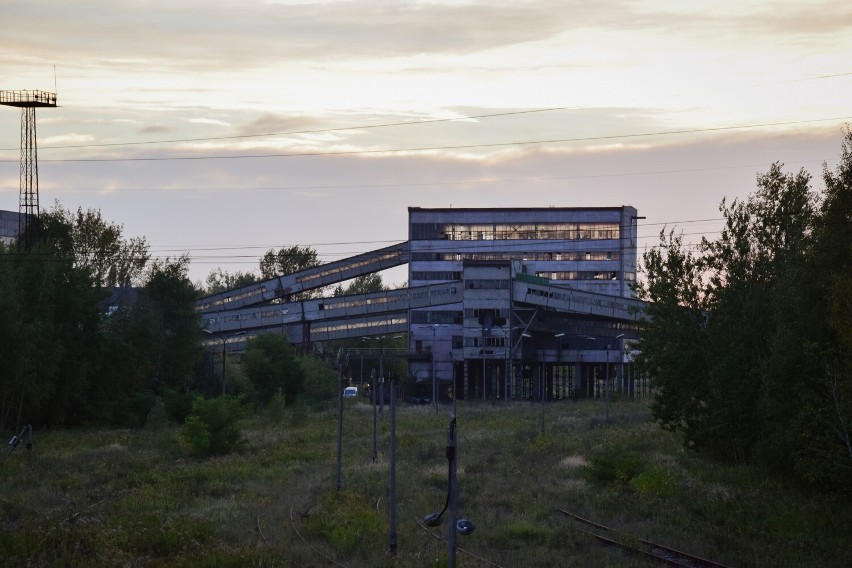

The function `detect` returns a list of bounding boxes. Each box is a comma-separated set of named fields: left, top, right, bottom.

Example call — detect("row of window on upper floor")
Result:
left=410, top=270, right=635, bottom=282
left=411, top=251, right=620, bottom=262
left=411, top=222, right=621, bottom=241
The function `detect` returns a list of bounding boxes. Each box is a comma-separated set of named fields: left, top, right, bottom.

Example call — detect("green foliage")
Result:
left=40, top=202, right=150, bottom=287
left=332, top=273, right=385, bottom=296
left=629, top=469, right=676, bottom=497
left=145, top=397, right=169, bottom=429
left=266, top=390, right=286, bottom=422
left=242, top=334, right=302, bottom=404
left=183, top=396, right=245, bottom=457
left=258, top=245, right=325, bottom=299
left=638, top=130, right=852, bottom=490
left=203, top=267, right=259, bottom=296
left=142, top=257, right=205, bottom=390
left=298, top=354, right=337, bottom=406
left=0, top=234, right=106, bottom=428
left=0, top=402, right=850, bottom=567
left=302, top=490, right=386, bottom=557
left=287, top=395, right=310, bottom=426
left=1, top=204, right=208, bottom=430
left=585, top=445, right=644, bottom=485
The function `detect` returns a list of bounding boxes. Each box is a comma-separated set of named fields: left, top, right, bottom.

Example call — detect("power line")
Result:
left=3, top=116, right=849, bottom=164
left=5, top=70, right=850, bottom=153
left=0, top=156, right=838, bottom=193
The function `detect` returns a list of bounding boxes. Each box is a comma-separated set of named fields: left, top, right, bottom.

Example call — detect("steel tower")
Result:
left=0, top=89, right=57, bottom=249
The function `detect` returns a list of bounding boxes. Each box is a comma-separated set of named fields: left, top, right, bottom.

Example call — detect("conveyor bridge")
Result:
left=196, top=241, right=409, bottom=313
left=197, top=240, right=647, bottom=345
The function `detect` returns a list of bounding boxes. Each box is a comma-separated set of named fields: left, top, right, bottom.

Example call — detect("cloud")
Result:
left=139, top=124, right=171, bottom=134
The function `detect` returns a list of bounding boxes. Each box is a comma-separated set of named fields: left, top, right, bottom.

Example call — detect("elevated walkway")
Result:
left=201, top=280, right=462, bottom=335
left=512, top=280, right=647, bottom=321
left=196, top=241, right=409, bottom=313
left=196, top=239, right=648, bottom=347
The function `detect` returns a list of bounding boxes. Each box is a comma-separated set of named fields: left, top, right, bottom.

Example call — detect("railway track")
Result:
left=557, top=509, right=733, bottom=568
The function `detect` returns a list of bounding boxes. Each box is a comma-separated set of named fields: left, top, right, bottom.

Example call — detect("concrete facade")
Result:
left=407, top=206, right=644, bottom=402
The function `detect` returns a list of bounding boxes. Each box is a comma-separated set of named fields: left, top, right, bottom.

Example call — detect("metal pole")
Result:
left=372, top=375, right=378, bottom=463
left=389, top=377, right=398, bottom=554
left=605, top=345, right=610, bottom=423
left=336, top=374, right=344, bottom=491
left=540, top=363, right=545, bottom=435
left=447, top=416, right=458, bottom=568
left=505, top=329, right=510, bottom=405
left=221, top=338, right=227, bottom=396
left=379, top=345, right=385, bottom=418
left=450, top=353, right=457, bottom=416
left=432, top=327, right=438, bottom=412
left=482, top=353, right=486, bottom=401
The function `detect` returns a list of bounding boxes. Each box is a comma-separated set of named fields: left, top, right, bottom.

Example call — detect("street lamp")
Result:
left=203, top=329, right=245, bottom=395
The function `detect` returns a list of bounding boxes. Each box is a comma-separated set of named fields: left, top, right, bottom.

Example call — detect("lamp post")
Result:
left=203, top=329, right=245, bottom=396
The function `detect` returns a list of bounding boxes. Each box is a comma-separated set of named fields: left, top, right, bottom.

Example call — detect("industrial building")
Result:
left=198, top=206, right=647, bottom=402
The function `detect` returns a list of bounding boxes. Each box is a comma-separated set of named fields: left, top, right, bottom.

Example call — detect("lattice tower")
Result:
left=0, top=89, right=58, bottom=249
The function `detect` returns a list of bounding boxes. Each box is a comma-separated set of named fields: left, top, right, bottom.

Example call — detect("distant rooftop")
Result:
left=0, top=90, right=57, bottom=108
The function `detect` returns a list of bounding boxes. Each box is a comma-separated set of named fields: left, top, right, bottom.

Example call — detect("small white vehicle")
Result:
left=343, top=386, right=358, bottom=398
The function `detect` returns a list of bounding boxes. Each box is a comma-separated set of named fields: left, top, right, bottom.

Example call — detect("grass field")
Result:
left=1, top=397, right=850, bottom=567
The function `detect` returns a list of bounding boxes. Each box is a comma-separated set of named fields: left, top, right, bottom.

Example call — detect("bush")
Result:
left=585, top=445, right=644, bottom=485
left=145, top=397, right=169, bottom=429
left=161, top=388, right=195, bottom=423
left=302, top=491, right=386, bottom=558
left=183, top=396, right=245, bottom=457
left=266, top=390, right=286, bottom=423
left=630, top=469, right=676, bottom=497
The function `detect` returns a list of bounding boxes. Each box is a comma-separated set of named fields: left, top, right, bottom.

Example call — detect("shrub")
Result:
left=267, top=390, right=286, bottom=423
left=161, top=388, right=195, bottom=423
left=585, top=445, right=644, bottom=485
left=183, top=396, right=245, bottom=457
left=302, top=491, right=386, bottom=557
left=145, top=397, right=169, bottom=429
left=630, top=468, right=676, bottom=497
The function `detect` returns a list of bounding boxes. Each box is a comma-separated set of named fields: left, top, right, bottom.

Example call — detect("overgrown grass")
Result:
left=1, top=398, right=849, bottom=566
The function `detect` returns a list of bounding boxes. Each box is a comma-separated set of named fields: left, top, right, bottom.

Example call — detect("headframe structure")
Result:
left=0, top=89, right=58, bottom=249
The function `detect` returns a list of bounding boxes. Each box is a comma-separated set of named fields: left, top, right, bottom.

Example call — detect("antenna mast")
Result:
left=0, top=89, right=58, bottom=249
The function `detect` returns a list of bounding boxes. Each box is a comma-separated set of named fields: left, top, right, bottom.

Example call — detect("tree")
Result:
left=242, top=334, right=303, bottom=404
left=259, top=244, right=325, bottom=300
left=332, top=273, right=385, bottom=297
left=259, top=245, right=320, bottom=279
left=638, top=131, right=852, bottom=491
left=141, top=256, right=205, bottom=391
left=0, top=223, right=106, bottom=428
left=204, top=267, right=259, bottom=295
left=40, top=202, right=150, bottom=287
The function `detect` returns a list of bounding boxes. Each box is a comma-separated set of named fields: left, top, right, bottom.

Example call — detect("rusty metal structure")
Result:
left=0, top=89, right=58, bottom=249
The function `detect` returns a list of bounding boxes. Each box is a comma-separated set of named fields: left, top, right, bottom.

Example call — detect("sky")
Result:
left=2, top=0, right=851, bottom=287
